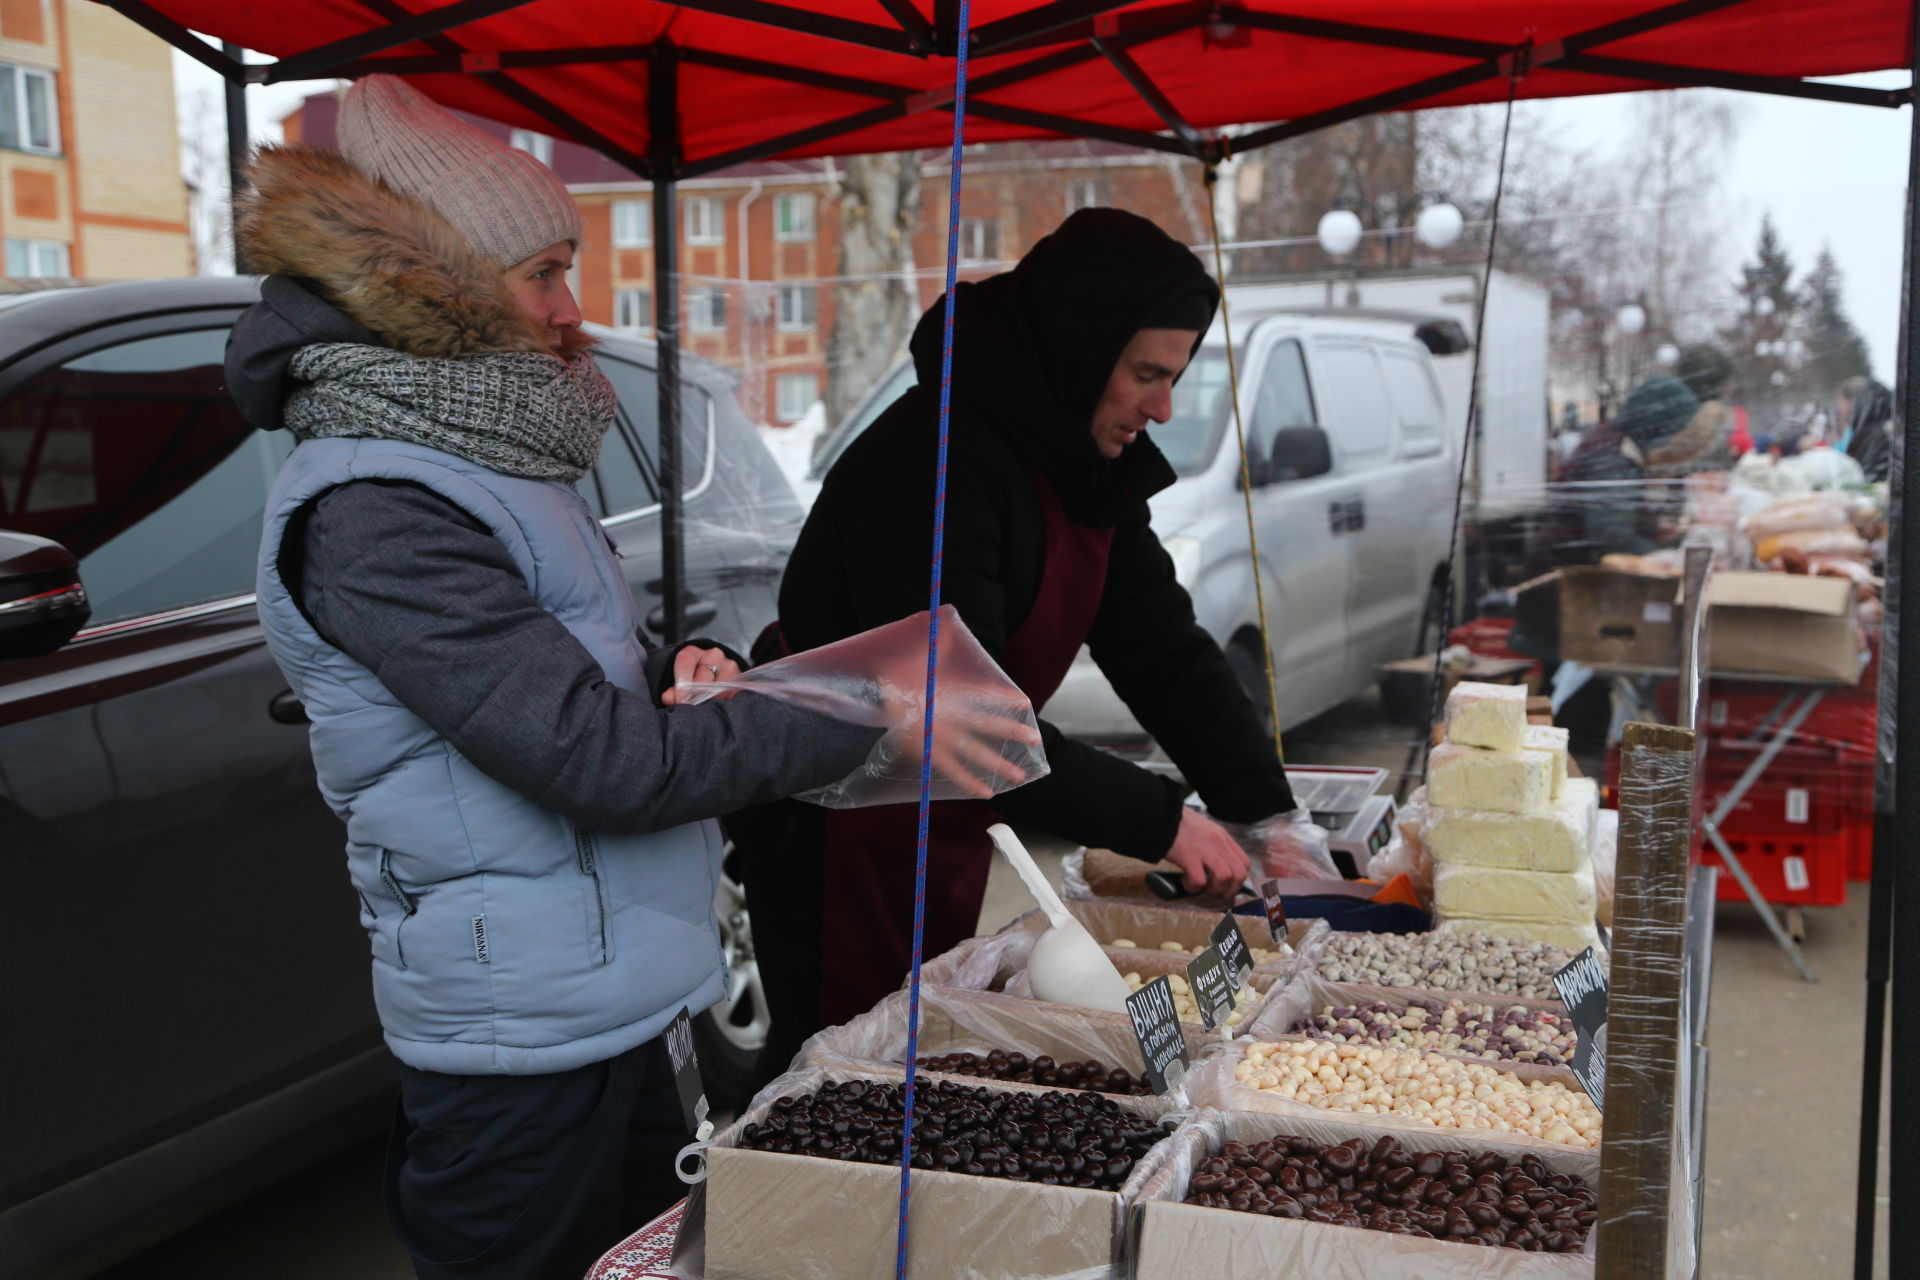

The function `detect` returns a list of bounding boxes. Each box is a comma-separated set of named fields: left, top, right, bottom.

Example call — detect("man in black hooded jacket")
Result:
left=732, top=209, right=1300, bottom=1079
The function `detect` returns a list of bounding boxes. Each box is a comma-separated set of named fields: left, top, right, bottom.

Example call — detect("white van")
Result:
left=807, top=308, right=1462, bottom=738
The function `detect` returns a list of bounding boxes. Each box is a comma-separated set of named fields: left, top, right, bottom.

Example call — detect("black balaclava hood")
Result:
left=908, top=207, right=1220, bottom=526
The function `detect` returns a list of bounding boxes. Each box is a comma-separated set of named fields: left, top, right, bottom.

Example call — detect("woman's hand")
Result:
left=661, top=645, right=741, bottom=706
left=879, top=685, right=1043, bottom=800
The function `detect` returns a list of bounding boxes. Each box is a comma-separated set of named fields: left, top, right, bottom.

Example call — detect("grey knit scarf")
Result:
left=283, top=343, right=616, bottom=482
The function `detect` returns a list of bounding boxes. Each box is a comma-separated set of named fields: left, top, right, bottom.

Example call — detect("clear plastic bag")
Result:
left=675, top=605, right=1049, bottom=808
left=1220, top=809, right=1341, bottom=881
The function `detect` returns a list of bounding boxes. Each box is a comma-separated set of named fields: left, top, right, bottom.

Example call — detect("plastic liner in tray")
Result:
left=1184, top=1038, right=1597, bottom=1155
left=1002, top=946, right=1285, bottom=1036
left=672, top=1061, right=1179, bottom=1280
left=1126, top=1108, right=1599, bottom=1278
left=798, top=984, right=1217, bottom=1094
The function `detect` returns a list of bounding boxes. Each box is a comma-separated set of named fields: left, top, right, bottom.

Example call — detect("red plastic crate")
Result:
left=1697, top=749, right=1862, bottom=835
left=1847, top=821, right=1874, bottom=881
left=1703, top=829, right=1849, bottom=907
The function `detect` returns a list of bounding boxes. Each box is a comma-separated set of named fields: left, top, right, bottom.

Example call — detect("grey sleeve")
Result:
left=297, top=480, right=881, bottom=834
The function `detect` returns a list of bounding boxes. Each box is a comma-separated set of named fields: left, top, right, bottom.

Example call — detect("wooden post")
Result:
left=1596, top=720, right=1697, bottom=1279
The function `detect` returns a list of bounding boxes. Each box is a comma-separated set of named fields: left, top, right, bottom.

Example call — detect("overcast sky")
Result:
left=175, top=53, right=1912, bottom=382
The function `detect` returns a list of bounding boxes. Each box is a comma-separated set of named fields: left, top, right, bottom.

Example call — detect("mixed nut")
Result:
left=737, top=1078, right=1166, bottom=1190
left=1110, top=937, right=1288, bottom=963
left=1122, top=970, right=1256, bottom=1028
left=1313, top=930, right=1575, bottom=1001
left=913, top=1050, right=1151, bottom=1096
left=1184, top=1133, right=1594, bottom=1253
left=1290, top=996, right=1578, bottom=1067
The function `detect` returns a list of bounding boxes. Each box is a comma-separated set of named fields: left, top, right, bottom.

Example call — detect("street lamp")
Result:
left=1315, top=196, right=1462, bottom=261
left=1316, top=208, right=1363, bottom=257
left=1656, top=343, right=1680, bottom=366
left=1414, top=200, right=1464, bottom=249
left=1616, top=304, right=1647, bottom=336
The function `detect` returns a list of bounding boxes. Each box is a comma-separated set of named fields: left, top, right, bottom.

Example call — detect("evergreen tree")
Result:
left=1801, top=245, right=1872, bottom=391
left=1721, top=215, right=1800, bottom=422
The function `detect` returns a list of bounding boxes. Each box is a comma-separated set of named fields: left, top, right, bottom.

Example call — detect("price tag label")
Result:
left=1212, top=913, right=1254, bottom=986
left=1259, top=878, right=1288, bottom=945
left=663, top=1006, right=712, bottom=1136
left=1185, top=946, right=1237, bottom=1031
left=1552, top=948, right=1610, bottom=1111
left=1125, top=975, right=1191, bottom=1095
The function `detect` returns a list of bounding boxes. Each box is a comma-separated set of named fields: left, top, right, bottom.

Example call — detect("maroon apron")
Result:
left=816, top=470, right=1114, bottom=1025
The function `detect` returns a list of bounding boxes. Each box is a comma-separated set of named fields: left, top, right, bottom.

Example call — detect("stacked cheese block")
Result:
left=1421, top=682, right=1604, bottom=954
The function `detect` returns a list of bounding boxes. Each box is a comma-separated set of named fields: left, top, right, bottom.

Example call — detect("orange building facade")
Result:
left=0, top=0, right=190, bottom=281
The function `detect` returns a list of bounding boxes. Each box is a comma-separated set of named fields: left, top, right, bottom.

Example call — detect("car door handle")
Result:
left=1328, top=496, right=1367, bottom=535
left=269, top=689, right=309, bottom=724
left=646, top=598, right=720, bottom=634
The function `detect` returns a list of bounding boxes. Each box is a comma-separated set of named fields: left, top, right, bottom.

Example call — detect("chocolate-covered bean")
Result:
left=1183, top=1131, right=1590, bottom=1253
left=738, top=1079, right=1165, bottom=1191
left=914, top=1051, right=1155, bottom=1096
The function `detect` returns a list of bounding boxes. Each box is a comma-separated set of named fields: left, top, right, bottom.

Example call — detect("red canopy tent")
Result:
left=99, top=2, right=1919, bottom=1273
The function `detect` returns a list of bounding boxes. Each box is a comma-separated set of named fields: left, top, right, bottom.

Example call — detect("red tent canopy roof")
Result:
left=134, top=1, right=1913, bottom=173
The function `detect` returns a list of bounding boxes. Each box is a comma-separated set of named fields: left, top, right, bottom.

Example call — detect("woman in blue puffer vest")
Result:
left=225, top=76, right=882, bottom=1280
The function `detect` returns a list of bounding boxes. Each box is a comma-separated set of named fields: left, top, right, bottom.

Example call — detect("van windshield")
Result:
left=1147, top=349, right=1229, bottom=476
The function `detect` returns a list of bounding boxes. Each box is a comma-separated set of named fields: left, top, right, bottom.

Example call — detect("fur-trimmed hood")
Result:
left=235, top=144, right=550, bottom=359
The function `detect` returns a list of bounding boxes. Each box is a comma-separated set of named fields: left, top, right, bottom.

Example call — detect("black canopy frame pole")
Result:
left=222, top=41, right=248, bottom=270
left=650, top=42, right=687, bottom=646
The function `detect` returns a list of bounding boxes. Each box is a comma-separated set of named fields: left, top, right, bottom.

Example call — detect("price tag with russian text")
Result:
left=1259, top=878, right=1288, bottom=945
left=1552, top=948, right=1609, bottom=1110
left=1212, top=912, right=1255, bottom=985
left=1125, top=975, right=1191, bottom=1094
left=1185, top=945, right=1237, bottom=1031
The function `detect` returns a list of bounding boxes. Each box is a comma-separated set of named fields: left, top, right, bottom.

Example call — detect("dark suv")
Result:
left=0, top=278, right=792, bottom=1278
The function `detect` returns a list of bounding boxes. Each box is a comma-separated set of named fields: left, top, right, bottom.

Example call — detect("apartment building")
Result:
left=287, top=89, right=1205, bottom=428
left=0, top=0, right=190, bottom=280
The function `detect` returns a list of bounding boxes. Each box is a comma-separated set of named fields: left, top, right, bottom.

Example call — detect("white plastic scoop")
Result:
left=988, top=823, right=1132, bottom=1015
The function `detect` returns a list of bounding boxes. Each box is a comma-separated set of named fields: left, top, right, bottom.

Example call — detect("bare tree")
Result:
left=824, top=152, right=922, bottom=427
left=177, top=84, right=234, bottom=275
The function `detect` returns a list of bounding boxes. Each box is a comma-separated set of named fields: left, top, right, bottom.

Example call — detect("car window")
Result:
left=0, top=326, right=285, bottom=625
left=583, top=355, right=714, bottom=516
left=813, top=359, right=915, bottom=478
left=1313, top=345, right=1393, bottom=466
left=1149, top=348, right=1231, bottom=477
left=1381, top=349, right=1445, bottom=446
left=1249, top=339, right=1316, bottom=460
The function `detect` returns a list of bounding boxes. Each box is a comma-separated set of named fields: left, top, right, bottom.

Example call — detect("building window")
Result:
left=5, top=237, right=67, bottom=277
left=614, top=287, right=652, bottom=331
left=776, top=283, right=816, bottom=331
left=687, top=286, right=727, bottom=334
left=0, top=64, right=59, bottom=155
left=958, top=217, right=1000, bottom=265
left=684, top=197, right=724, bottom=246
left=1065, top=179, right=1103, bottom=213
left=774, top=192, right=816, bottom=242
left=508, top=129, right=552, bottom=164
left=776, top=372, right=820, bottom=423
left=612, top=199, right=650, bottom=248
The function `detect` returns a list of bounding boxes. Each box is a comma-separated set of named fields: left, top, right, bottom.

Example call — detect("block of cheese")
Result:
left=1523, top=723, right=1571, bottom=799
left=1444, top=681, right=1529, bottom=752
left=1426, top=777, right=1599, bottom=873
left=1436, top=916, right=1606, bottom=958
left=1434, top=861, right=1597, bottom=934
left=1428, top=742, right=1552, bottom=814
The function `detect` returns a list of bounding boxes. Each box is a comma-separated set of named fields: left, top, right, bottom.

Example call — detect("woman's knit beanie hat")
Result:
left=336, top=75, right=582, bottom=267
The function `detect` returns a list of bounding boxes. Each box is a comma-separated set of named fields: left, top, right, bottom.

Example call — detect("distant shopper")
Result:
left=1838, top=375, right=1895, bottom=483
left=1562, top=375, right=1700, bottom=557
left=1645, top=344, right=1736, bottom=477
left=731, top=209, right=1314, bottom=1086
left=225, top=76, right=887, bottom=1280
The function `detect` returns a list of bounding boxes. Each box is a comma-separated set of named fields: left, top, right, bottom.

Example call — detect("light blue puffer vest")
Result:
left=256, top=437, right=725, bottom=1075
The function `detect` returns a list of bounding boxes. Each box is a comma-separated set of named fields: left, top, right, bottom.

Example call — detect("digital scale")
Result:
left=1284, top=765, right=1397, bottom=879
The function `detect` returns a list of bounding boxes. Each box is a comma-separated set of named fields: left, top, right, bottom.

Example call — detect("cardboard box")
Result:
left=1127, top=1110, right=1601, bottom=1279
left=696, top=1065, right=1169, bottom=1280
left=1707, top=571, right=1861, bottom=682
left=1555, top=565, right=1682, bottom=667
left=1378, top=654, right=1535, bottom=724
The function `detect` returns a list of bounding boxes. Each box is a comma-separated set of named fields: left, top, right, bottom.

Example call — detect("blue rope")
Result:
left=897, top=6, right=970, bottom=1277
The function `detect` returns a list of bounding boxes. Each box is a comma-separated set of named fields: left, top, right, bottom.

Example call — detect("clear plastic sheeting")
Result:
left=672, top=1062, right=1172, bottom=1280
left=1126, top=1109, right=1600, bottom=1278
left=1223, top=809, right=1342, bottom=881
left=997, top=900, right=1320, bottom=974
left=796, top=985, right=1212, bottom=1101
left=675, top=605, right=1048, bottom=807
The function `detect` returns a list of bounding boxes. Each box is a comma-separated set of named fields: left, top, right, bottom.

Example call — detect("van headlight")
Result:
left=1161, top=534, right=1202, bottom=591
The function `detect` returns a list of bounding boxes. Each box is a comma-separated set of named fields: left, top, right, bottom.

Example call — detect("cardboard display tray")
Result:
left=1128, top=1109, right=1598, bottom=1279
left=686, top=1063, right=1174, bottom=1280
left=1002, top=900, right=1317, bottom=974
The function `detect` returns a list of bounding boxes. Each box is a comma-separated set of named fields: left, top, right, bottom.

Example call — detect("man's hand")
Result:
left=661, top=645, right=741, bottom=706
left=1165, top=807, right=1250, bottom=897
